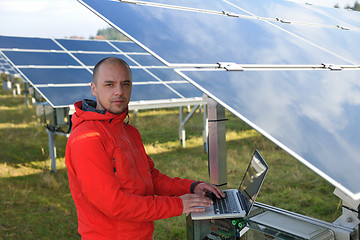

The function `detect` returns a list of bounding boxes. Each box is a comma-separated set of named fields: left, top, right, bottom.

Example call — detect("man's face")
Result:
left=91, top=61, right=132, bottom=115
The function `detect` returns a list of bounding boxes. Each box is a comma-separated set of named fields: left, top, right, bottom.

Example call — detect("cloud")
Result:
left=0, top=0, right=48, bottom=13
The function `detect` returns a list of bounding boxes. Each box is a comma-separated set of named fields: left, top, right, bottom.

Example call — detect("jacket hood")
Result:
left=72, top=99, right=128, bottom=130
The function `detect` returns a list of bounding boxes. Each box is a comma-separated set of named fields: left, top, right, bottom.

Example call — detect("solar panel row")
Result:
left=78, top=0, right=360, bottom=66
left=77, top=0, right=360, bottom=200
left=0, top=35, right=203, bottom=108
left=0, top=52, right=20, bottom=76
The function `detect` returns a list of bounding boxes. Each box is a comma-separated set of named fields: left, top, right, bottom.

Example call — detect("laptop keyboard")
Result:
left=211, top=192, right=241, bottom=214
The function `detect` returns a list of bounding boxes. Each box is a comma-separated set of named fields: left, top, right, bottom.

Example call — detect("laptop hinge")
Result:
left=237, top=191, right=246, bottom=210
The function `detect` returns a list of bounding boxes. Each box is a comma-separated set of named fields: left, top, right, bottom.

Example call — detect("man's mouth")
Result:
left=112, top=98, right=124, bottom=103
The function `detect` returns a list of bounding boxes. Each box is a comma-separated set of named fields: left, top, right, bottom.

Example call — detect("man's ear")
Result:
left=91, top=82, right=97, bottom=97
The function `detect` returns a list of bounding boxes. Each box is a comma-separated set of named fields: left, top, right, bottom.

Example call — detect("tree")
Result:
left=90, top=27, right=130, bottom=41
left=345, top=1, right=360, bottom=11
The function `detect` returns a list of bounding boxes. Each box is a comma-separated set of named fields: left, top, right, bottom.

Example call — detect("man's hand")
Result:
left=179, top=194, right=212, bottom=214
left=194, top=182, right=225, bottom=199
left=179, top=183, right=225, bottom=214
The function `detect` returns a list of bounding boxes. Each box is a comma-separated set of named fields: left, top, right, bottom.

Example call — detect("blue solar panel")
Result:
left=115, top=0, right=252, bottom=15
left=224, top=0, right=353, bottom=26
left=79, top=0, right=351, bottom=65
left=3, top=51, right=81, bottom=66
left=129, top=54, right=164, bottom=66
left=37, top=83, right=191, bottom=107
left=131, top=84, right=181, bottom=101
left=0, top=35, right=202, bottom=109
left=77, top=0, right=360, bottom=200
left=307, top=4, right=360, bottom=29
left=37, top=86, right=95, bottom=107
left=178, top=68, right=360, bottom=199
left=148, top=68, right=187, bottom=81
left=0, top=52, right=22, bottom=76
left=72, top=53, right=133, bottom=66
left=166, top=82, right=203, bottom=98
left=272, top=22, right=360, bottom=65
left=20, top=68, right=92, bottom=85
left=0, top=35, right=61, bottom=51
left=110, top=41, right=147, bottom=52
left=55, top=38, right=117, bottom=52
left=131, top=68, right=159, bottom=82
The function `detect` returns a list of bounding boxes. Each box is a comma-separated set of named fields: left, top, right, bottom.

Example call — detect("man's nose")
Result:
left=114, top=85, right=124, bottom=96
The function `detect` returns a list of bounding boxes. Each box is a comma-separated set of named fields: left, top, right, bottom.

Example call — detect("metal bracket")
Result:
left=217, top=62, right=244, bottom=71
left=222, top=11, right=239, bottom=17
left=337, top=25, right=350, bottom=30
left=333, top=188, right=360, bottom=239
left=276, top=18, right=291, bottom=24
left=322, top=63, right=343, bottom=71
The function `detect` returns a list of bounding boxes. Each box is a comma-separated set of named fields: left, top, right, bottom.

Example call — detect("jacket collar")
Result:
left=72, top=100, right=129, bottom=130
left=82, top=99, right=106, bottom=114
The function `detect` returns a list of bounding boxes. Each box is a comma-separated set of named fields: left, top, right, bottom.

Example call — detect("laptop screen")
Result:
left=238, top=149, right=269, bottom=214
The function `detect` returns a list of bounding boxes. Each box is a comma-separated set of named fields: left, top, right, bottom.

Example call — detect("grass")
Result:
left=0, top=78, right=341, bottom=239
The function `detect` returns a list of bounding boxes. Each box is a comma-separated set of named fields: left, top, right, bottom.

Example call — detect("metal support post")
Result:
left=12, top=81, right=21, bottom=96
left=179, top=105, right=202, bottom=148
left=186, top=95, right=227, bottom=240
left=3, top=79, right=11, bottom=90
left=333, top=188, right=360, bottom=239
left=179, top=106, right=186, bottom=148
left=24, top=82, right=30, bottom=108
left=203, top=94, right=227, bottom=187
left=202, top=104, right=208, bottom=153
left=47, top=128, right=57, bottom=172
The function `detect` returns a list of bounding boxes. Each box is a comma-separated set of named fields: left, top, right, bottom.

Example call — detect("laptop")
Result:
left=191, top=149, right=268, bottom=220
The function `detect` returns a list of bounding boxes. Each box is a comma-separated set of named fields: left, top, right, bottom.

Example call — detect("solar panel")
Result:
left=77, top=0, right=360, bottom=200
left=2, top=51, right=82, bottom=66
left=0, top=35, right=62, bottom=50
left=19, top=68, right=92, bottom=85
left=305, top=4, right=360, bottom=29
left=72, top=52, right=132, bottom=66
left=55, top=38, right=117, bottom=52
left=0, top=52, right=22, bottom=76
left=177, top=68, right=360, bottom=199
left=110, top=41, right=147, bottom=52
left=271, top=22, right=360, bottom=65
left=224, top=0, right=359, bottom=29
left=36, top=85, right=94, bottom=107
left=0, top=35, right=203, bottom=108
left=77, top=0, right=354, bottom=66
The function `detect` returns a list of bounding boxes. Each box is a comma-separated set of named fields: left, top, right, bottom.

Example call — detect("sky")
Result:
left=0, top=0, right=358, bottom=39
left=0, top=0, right=109, bottom=39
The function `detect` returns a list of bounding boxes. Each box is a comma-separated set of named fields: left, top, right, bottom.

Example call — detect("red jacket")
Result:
left=65, top=100, right=195, bottom=239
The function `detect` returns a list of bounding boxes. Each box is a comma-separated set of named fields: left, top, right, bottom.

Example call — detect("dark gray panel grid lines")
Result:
left=0, top=35, right=203, bottom=108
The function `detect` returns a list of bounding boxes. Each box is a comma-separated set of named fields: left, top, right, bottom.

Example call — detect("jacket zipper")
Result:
left=113, top=157, right=117, bottom=176
left=122, top=129, right=149, bottom=191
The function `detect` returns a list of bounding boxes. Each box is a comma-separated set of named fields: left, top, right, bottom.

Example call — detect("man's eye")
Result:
left=105, top=84, right=113, bottom=87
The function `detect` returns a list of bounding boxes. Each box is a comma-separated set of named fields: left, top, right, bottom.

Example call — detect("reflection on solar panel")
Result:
left=0, top=35, right=203, bottom=109
left=78, top=0, right=360, bottom=200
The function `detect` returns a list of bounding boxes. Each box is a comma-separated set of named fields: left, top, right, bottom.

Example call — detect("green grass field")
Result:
left=0, top=79, right=341, bottom=239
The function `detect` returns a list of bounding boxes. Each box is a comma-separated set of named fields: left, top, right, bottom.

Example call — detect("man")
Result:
left=65, top=57, right=224, bottom=240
